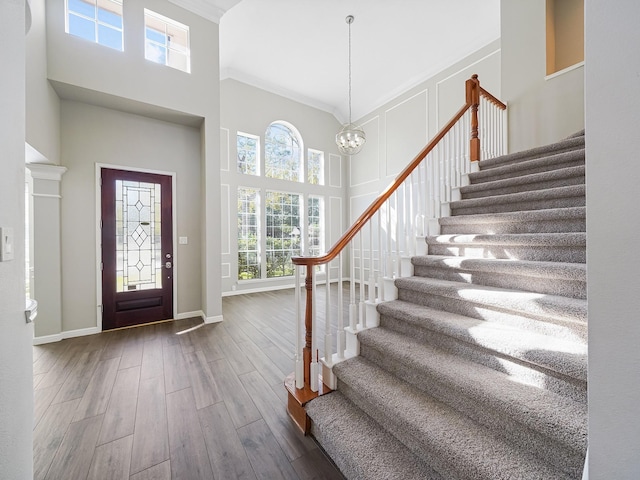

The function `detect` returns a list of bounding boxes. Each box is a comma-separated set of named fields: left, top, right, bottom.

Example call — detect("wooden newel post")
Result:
left=303, top=267, right=314, bottom=388
left=467, top=74, right=481, bottom=162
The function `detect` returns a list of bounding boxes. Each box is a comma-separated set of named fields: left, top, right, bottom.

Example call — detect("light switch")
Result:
left=0, top=227, right=14, bottom=262
left=179, top=236, right=188, bottom=245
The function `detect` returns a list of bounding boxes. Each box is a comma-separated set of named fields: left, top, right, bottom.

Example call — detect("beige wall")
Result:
left=586, top=2, right=640, bottom=478
left=0, top=1, right=33, bottom=477
left=60, top=101, right=203, bottom=332
left=33, top=0, right=223, bottom=336
left=501, top=1, right=584, bottom=152
left=26, top=0, right=61, bottom=164
left=350, top=40, right=501, bottom=220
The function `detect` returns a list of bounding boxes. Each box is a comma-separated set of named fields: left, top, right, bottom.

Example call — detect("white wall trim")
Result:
left=27, top=163, right=67, bottom=181
left=435, top=48, right=501, bottom=128
left=328, top=153, right=342, bottom=188
left=95, top=163, right=178, bottom=333
left=33, top=326, right=101, bottom=345
left=204, top=314, right=223, bottom=324
left=545, top=61, right=585, bottom=81
left=220, top=127, right=230, bottom=171
left=32, top=193, right=62, bottom=199
left=349, top=116, right=381, bottom=188
left=174, top=310, right=205, bottom=321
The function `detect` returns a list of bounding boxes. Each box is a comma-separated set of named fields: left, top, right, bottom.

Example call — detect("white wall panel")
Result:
left=349, top=116, right=380, bottom=187
left=220, top=127, right=230, bottom=171
left=385, top=90, right=428, bottom=176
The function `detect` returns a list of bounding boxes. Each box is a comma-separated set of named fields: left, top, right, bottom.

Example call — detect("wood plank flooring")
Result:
left=33, top=288, right=347, bottom=480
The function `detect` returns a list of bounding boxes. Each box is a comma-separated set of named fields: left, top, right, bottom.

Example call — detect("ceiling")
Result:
left=177, top=0, right=501, bottom=123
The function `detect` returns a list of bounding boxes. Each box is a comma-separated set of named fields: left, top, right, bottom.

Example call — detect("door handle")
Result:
left=165, top=262, right=172, bottom=269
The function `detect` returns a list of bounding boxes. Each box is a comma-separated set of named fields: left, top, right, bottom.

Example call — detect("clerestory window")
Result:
left=66, top=0, right=123, bottom=51
left=144, top=9, right=191, bottom=73
left=265, top=122, right=302, bottom=182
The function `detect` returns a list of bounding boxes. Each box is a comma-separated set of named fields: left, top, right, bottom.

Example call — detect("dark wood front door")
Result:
left=101, top=168, right=173, bottom=330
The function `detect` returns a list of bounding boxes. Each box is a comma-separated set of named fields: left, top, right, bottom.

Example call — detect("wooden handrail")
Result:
left=293, top=76, right=480, bottom=269
left=479, top=86, right=507, bottom=110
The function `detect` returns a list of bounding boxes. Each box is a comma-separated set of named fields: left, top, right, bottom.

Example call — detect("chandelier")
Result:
left=336, top=15, right=366, bottom=156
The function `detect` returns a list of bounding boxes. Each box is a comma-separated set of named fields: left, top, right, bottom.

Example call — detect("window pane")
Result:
left=167, top=24, right=189, bottom=53
left=238, top=188, right=260, bottom=280
left=146, top=40, right=167, bottom=65
left=168, top=50, right=189, bottom=73
left=116, top=180, right=163, bottom=292
left=98, top=7, right=122, bottom=29
left=146, top=27, right=166, bottom=45
left=98, top=24, right=123, bottom=50
left=68, top=0, right=96, bottom=18
left=265, top=123, right=302, bottom=182
left=144, top=9, right=190, bottom=73
left=68, top=13, right=96, bottom=42
left=308, top=196, right=324, bottom=271
left=237, top=133, right=259, bottom=175
left=308, top=149, right=324, bottom=185
left=265, top=191, right=301, bottom=278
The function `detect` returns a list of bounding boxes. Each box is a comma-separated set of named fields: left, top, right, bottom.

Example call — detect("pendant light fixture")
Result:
left=336, top=15, right=366, bottom=155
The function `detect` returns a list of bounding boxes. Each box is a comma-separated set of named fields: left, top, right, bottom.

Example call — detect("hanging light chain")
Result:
left=348, top=15, right=353, bottom=125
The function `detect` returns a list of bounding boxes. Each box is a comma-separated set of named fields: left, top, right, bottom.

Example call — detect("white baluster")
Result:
left=368, top=221, right=375, bottom=302
left=337, top=252, right=345, bottom=359
left=324, top=267, right=332, bottom=365
left=310, top=267, right=318, bottom=392
left=359, top=230, right=366, bottom=328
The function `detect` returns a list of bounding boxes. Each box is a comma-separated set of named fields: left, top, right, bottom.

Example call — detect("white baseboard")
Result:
left=204, top=314, right=223, bottom=324
left=33, top=326, right=101, bottom=345
left=175, top=310, right=205, bottom=321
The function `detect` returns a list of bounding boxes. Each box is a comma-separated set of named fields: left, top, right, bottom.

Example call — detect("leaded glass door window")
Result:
left=101, top=168, right=173, bottom=330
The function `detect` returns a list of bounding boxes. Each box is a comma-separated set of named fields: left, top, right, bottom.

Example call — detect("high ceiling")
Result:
left=179, top=0, right=501, bottom=123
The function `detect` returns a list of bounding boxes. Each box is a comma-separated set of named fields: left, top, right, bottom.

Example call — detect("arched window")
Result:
left=264, top=122, right=302, bottom=182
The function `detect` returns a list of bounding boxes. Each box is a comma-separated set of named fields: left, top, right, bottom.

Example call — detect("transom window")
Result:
left=237, top=132, right=259, bottom=176
left=66, top=0, right=123, bottom=51
left=265, top=122, right=302, bottom=182
left=144, top=9, right=190, bottom=73
left=308, top=149, right=324, bottom=185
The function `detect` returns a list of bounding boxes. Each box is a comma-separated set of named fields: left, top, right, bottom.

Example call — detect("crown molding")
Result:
left=167, top=0, right=241, bottom=23
left=27, top=164, right=67, bottom=181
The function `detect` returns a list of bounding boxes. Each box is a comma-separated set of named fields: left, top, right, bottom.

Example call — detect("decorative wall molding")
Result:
left=27, top=164, right=67, bottom=181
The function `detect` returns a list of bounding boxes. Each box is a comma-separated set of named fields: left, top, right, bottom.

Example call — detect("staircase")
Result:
left=306, top=132, right=587, bottom=480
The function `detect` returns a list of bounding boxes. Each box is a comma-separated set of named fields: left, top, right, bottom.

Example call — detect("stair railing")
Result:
left=285, top=74, right=507, bottom=433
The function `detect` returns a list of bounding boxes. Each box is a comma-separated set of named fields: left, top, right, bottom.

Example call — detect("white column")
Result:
left=27, top=163, right=66, bottom=341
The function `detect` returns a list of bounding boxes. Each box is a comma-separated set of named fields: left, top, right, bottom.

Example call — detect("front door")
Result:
left=101, top=168, right=173, bottom=330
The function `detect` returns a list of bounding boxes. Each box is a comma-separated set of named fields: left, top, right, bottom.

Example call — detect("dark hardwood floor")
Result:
left=33, top=288, right=347, bottom=480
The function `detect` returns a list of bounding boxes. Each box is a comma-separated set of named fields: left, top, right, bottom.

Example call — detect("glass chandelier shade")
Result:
left=336, top=15, right=366, bottom=156
left=336, top=124, right=366, bottom=155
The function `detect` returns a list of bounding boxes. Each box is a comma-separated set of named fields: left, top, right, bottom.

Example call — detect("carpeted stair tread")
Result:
left=394, top=276, right=586, bottom=325
left=426, top=232, right=586, bottom=263
left=357, top=327, right=587, bottom=457
left=377, top=299, right=586, bottom=381
left=471, top=148, right=584, bottom=184
left=411, top=255, right=586, bottom=299
left=477, top=136, right=584, bottom=171
left=450, top=184, right=585, bottom=215
left=412, top=255, right=585, bottom=282
left=438, top=206, right=585, bottom=234
left=332, top=357, right=574, bottom=480
left=306, top=390, right=442, bottom=480
left=461, top=165, right=584, bottom=199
